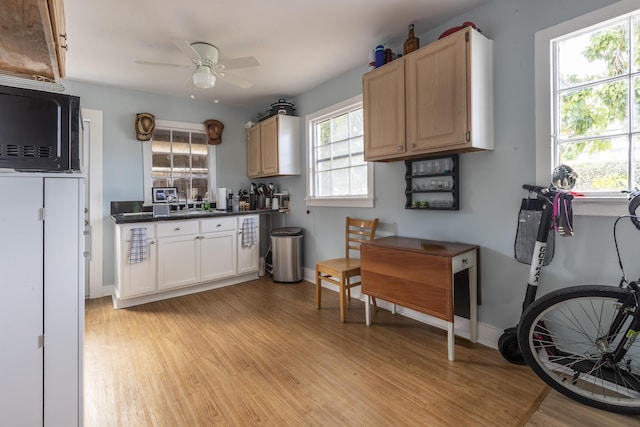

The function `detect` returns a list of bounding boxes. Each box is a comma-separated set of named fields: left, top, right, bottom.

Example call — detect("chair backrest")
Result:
left=345, top=217, right=379, bottom=259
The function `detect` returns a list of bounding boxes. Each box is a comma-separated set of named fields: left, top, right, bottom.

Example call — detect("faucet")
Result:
left=177, top=190, right=188, bottom=211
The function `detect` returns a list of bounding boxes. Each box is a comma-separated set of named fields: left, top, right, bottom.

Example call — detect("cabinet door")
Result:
left=48, top=0, right=66, bottom=78
left=200, top=231, right=237, bottom=281
left=43, top=178, right=83, bottom=427
left=157, top=235, right=199, bottom=290
left=363, top=59, right=406, bottom=160
left=247, top=124, right=262, bottom=177
left=406, top=29, right=468, bottom=153
left=260, top=116, right=279, bottom=176
left=120, top=239, right=157, bottom=297
left=0, top=177, right=44, bottom=427
left=237, top=216, right=259, bottom=275
left=237, top=238, right=259, bottom=274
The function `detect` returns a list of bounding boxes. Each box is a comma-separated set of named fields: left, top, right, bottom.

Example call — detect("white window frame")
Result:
left=306, top=95, right=374, bottom=208
left=535, top=0, right=640, bottom=216
left=143, top=119, right=217, bottom=205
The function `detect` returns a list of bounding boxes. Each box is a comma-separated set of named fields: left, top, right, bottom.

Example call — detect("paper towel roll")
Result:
left=217, top=188, right=227, bottom=209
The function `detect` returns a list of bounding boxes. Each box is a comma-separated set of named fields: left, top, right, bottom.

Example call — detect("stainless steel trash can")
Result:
left=271, top=227, right=303, bottom=283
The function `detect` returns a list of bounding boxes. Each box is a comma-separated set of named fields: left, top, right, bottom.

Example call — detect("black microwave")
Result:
left=0, top=85, right=81, bottom=172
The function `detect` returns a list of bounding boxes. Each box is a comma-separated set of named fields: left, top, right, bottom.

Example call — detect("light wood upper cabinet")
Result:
left=0, top=0, right=67, bottom=81
left=260, top=116, right=279, bottom=176
left=363, top=58, right=406, bottom=159
left=364, top=28, right=493, bottom=161
left=405, top=31, right=467, bottom=152
left=47, top=0, right=66, bottom=78
left=247, top=124, right=262, bottom=178
left=247, top=115, right=300, bottom=178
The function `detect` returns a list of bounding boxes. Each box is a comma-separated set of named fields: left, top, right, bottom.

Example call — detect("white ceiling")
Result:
left=64, top=0, right=489, bottom=110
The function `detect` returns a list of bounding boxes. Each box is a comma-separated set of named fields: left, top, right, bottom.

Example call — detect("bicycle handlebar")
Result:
left=522, top=184, right=574, bottom=201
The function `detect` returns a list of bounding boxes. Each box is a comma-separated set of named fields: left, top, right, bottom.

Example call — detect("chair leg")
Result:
left=339, top=275, right=347, bottom=323
left=316, top=266, right=322, bottom=310
left=347, top=285, right=351, bottom=300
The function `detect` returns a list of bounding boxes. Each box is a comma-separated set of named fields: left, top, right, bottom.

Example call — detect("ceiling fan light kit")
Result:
left=193, top=65, right=216, bottom=88
left=137, top=39, right=258, bottom=92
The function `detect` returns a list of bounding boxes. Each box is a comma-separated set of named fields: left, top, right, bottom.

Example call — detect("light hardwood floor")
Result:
left=85, top=278, right=640, bottom=426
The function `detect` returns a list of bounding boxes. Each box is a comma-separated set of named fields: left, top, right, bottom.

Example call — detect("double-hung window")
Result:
left=143, top=120, right=217, bottom=204
left=306, top=95, right=374, bottom=207
left=536, top=1, right=640, bottom=213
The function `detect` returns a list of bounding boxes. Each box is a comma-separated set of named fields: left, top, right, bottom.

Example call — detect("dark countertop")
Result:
left=110, top=209, right=281, bottom=224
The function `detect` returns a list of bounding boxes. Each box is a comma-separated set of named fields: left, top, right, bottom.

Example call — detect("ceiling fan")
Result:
left=136, top=40, right=259, bottom=89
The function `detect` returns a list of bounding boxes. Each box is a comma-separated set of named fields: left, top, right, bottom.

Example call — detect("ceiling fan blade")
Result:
left=135, top=60, right=190, bottom=68
left=171, top=39, right=202, bottom=63
left=214, top=71, right=253, bottom=88
left=216, top=56, right=259, bottom=70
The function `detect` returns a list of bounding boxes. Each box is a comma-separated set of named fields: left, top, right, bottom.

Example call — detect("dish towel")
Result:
left=128, top=227, right=147, bottom=263
left=242, top=217, right=257, bottom=247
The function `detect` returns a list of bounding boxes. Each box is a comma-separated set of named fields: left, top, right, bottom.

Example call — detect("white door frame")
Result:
left=82, top=108, right=105, bottom=298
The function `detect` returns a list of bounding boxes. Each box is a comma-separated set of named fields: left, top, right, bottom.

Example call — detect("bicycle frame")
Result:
left=606, top=282, right=640, bottom=364
left=522, top=195, right=555, bottom=312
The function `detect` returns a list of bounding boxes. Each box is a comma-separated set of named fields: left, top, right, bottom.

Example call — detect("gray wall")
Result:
left=270, top=0, right=639, bottom=332
left=64, top=0, right=640, bottom=334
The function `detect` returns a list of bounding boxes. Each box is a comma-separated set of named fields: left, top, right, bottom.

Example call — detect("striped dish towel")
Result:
left=242, top=217, right=257, bottom=247
left=128, top=227, right=147, bottom=263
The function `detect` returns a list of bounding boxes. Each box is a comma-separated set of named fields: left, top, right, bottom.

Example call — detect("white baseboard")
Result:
left=303, top=267, right=501, bottom=350
left=111, top=273, right=259, bottom=309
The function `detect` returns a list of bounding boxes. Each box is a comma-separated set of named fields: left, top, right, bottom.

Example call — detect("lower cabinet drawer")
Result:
left=156, top=220, right=199, bottom=238
left=200, top=217, right=236, bottom=233
left=120, top=223, right=156, bottom=240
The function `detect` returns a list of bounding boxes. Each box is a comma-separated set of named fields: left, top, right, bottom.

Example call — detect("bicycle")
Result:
left=511, top=184, right=640, bottom=415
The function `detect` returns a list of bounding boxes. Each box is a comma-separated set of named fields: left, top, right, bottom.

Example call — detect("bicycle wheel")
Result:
left=517, top=285, right=640, bottom=414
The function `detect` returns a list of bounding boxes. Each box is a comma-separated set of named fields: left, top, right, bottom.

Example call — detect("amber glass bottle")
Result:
left=403, top=24, right=420, bottom=55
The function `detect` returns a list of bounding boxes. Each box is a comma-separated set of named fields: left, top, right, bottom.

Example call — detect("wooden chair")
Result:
left=315, top=217, right=379, bottom=322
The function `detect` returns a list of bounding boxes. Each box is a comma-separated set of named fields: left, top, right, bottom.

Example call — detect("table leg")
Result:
left=315, top=266, right=321, bottom=309
left=469, top=262, right=478, bottom=344
left=365, top=295, right=371, bottom=326
left=447, top=322, right=455, bottom=361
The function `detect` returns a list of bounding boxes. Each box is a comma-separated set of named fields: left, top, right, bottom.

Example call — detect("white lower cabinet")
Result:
left=117, top=223, right=157, bottom=298
left=157, top=234, right=200, bottom=290
left=200, top=216, right=237, bottom=282
left=200, top=231, right=236, bottom=281
left=113, top=214, right=260, bottom=307
left=237, top=215, right=259, bottom=274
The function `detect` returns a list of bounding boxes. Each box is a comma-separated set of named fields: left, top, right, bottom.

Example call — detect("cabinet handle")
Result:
left=174, top=227, right=180, bottom=231
left=150, top=241, right=156, bottom=245
left=216, top=224, right=222, bottom=227
left=410, top=143, right=416, bottom=148
left=397, top=145, right=403, bottom=150
left=462, top=258, right=468, bottom=265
